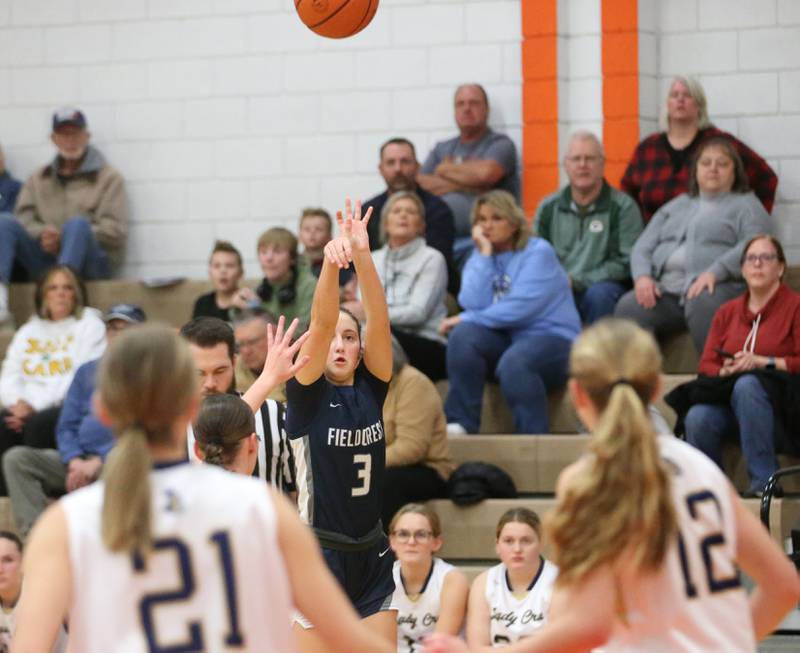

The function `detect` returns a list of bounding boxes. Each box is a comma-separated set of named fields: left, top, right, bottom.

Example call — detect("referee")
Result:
left=180, top=317, right=295, bottom=496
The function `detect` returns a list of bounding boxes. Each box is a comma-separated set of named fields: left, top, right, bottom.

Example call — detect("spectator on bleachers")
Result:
left=466, top=508, right=557, bottom=647
left=0, top=108, right=127, bottom=325
left=382, top=338, right=454, bottom=527
left=236, top=227, right=316, bottom=332
left=373, top=192, right=448, bottom=382
left=0, top=531, right=66, bottom=652
left=364, top=138, right=458, bottom=293
left=192, top=240, right=245, bottom=322
left=232, top=308, right=286, bottom=402
left=0, top=265, right=105, bottom=495
left=681, top=235, right=800, bottom=497
left=299, top=207, right=333, bottom=277
left=299, top=207, right=354, bottom=292
left=418, top=85, right=519, bottom=268
left=440, top=191, right=580, bottom=435
left=0, top=145, right=21, bottom=214
left=621, top=76, right=777, bottom=222
left=2, top=304, right=144, bottom=537
left=535, top=131, right=643, bottom=324
left=615, top=137, right=773, bottom=355
left=388, top=504, right=468, bottom=653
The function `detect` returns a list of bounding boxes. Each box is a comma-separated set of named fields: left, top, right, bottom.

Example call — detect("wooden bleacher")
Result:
left=1, top=277, right=798, bottom=561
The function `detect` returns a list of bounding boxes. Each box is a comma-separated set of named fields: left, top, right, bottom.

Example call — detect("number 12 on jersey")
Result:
left=677, top=490, right=741, bottom=598
left=132, top=530, right=244, bottom=652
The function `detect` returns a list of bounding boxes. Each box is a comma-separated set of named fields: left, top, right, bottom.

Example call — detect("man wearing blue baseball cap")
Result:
left=2, top=303, right=146, bottom=536
left=0, top=107, right=128, bottom=325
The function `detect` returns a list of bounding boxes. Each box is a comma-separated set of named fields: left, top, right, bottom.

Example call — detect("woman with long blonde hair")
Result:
left=426, top=319, right=799, bottom=653
left=11, top=324, right=394, bottom=653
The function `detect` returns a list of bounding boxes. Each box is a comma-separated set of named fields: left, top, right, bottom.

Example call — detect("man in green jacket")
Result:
left=534, top=131, right=643, bottom=324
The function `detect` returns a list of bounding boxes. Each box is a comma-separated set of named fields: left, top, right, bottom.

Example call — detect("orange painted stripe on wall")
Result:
left=521, top=0, right=559, bottom=216
left=601, top=0, right=640, bottom=188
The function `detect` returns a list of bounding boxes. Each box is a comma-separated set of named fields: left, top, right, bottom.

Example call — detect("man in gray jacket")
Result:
left=0, top=107, right=127, bottom=324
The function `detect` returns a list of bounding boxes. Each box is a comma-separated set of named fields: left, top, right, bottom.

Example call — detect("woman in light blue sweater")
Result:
left=440, top=191, right=581, bottom=434
left=615, top=137, right=773, bottom=353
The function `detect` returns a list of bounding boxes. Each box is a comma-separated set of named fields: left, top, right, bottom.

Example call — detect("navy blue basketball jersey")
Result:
left=286, top=363, right=389, bottom=540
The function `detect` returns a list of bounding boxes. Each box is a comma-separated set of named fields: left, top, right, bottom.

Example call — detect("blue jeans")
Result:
left=684, top=374, right=777, bottom=492
left=444, top=322, right=572, bottom=433
left=0, top=214, right=110, bottom=282
left=573, top=281, right=626, bottom=325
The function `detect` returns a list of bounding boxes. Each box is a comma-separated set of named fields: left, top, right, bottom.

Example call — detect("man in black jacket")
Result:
left=363, top=137, right=459, bottom=294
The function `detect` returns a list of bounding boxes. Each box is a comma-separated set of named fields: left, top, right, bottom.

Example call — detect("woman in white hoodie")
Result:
left=372, top=191, right=449, bottom=381
left=0, top=265, right=105, bottom=494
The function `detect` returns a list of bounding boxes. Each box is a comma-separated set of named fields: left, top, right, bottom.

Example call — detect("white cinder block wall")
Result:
left=2, top=0, right=800, bottom=277
left=0, top=0, right=523, bottom=279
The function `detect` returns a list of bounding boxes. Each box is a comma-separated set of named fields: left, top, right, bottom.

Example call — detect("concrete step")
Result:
left=436, top=374, right=694, bottom=435
left=430, top=497, right=800, bottom=561
left=447, top=433, right=800, bottom=494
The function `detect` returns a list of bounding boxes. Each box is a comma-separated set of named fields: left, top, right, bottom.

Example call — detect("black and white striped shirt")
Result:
left=187, top=397, right=296, bottom=495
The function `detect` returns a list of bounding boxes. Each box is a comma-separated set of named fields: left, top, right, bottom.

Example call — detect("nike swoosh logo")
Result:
left=378, top=547, right=391, bottom=558
left=330, top=402, right=342, bottom=408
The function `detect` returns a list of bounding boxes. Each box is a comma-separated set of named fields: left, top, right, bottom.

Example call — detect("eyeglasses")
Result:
left=390, top=529, right=434, bottom=543
left=744, top=253, right=779, bottom=265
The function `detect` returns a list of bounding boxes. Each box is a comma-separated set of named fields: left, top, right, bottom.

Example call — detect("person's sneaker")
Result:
left=446, top=422, right=467, bottom=436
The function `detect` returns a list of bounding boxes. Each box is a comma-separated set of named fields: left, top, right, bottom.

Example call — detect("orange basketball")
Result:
left=295, top=0, right=379, bottom=39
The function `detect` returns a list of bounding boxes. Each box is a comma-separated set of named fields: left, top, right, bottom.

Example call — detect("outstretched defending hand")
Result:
left=262, top=316, right=311, bottom=385
left=325, top=198, right=373, bottom=268
left=423, top=633, right=468, bottom=653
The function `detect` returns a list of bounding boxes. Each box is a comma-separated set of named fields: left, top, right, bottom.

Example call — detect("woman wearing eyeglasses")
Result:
left=465, top=508, right=557, bottom=650
left=439, top=190, right=580, bottom=434
left=681, top=234, right=800, bottom=496
left=388, top=504, right=468, bottom=653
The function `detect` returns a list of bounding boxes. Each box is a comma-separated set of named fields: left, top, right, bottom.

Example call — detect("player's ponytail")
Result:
left=194, top=394, right=255, bottom=469
left=98, top=325, right=197, bottom=555
left=546, top=319, right=676, bottom=586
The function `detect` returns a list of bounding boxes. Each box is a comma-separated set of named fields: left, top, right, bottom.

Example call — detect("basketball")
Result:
left=295, top=0, right=379, bottom=39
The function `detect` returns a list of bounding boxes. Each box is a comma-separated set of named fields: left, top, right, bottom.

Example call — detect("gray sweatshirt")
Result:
left=372, top=237, right=448, bottom=344
left=630, top=191, right=772, bottom=294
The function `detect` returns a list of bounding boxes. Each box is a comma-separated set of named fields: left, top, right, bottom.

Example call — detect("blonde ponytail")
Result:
left=101, top=428, right=153, bottom=553
left=546, top=319, right=676, bottom=586
left=97, top=325, right=197, bottom=555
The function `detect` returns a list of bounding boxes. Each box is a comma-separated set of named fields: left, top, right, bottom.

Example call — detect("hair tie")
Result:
left=612, top=378, right=632, bottom=389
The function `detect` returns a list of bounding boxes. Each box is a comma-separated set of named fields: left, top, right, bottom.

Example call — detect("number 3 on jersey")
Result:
left=352, top=453, right=372, bottom=496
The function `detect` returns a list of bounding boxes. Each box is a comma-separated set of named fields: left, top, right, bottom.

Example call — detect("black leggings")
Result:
left=0, top=406, right=61, bottom=495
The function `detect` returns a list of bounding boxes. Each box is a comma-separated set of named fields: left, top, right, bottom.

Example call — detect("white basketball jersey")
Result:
left=486, top=558, right=558, bottom=646
left=61, top=463, right=296, bottom=653
left=393, top=558, right=456, bottom=653
left=598, top=436, right=756, bottom=653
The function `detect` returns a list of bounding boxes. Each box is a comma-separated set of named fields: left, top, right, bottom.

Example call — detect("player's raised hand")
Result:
left=263, top=316, right=311, bottom=384
left=336, top=197, right=372, bottom=252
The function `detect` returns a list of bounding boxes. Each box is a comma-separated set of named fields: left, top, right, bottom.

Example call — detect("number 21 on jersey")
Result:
left=131, top=531, right=244, bottom=652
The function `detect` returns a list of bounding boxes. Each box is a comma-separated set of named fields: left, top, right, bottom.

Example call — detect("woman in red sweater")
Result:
left=685, top=235, right=800, bottom=495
